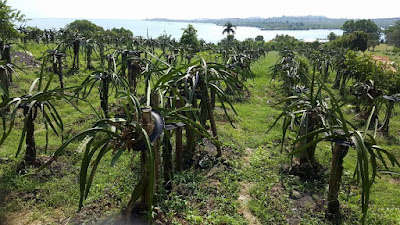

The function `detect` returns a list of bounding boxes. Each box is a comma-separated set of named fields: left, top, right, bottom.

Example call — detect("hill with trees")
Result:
left=148, top=16, right=400, bottom=30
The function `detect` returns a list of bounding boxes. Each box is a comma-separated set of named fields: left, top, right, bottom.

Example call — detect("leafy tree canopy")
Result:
left=327, top=32, right=338, bottom=41
left=340, top=31, right=368, bottom=51
left=342, top=19, right=380, bottom=34
left=111, top=27, right=133, bottom=37
left=385, top=21, right=400, bottom=47
left=157, top=33, right=172, bottom=45
left=222, top=21, right=237, bottom=36
left=180, top=24, right=200, bottom=53
left=0, top=0, right=25, bottom=41
left=342, top=19, right=380, bottom=49
left=270, top=34, right=301, bottom=51
left=65, top=19, right=104, bottom=38
left=255, top=35, right=264, bottom=42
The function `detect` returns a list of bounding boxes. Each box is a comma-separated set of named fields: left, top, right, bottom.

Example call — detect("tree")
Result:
left=180, top=24, right=200, bottom=53
left=342, top=20, right=355, bottom=34
left=385, top=21, right=400, bottom=47
left=327, top=32, right=338, bottom=41
left=0, top=0, right=24, bottom=41
left=341, top=31, right=368, bottom=52
left=222, top=21, right=237, bottom=36
left=255, top=35, right=264, bottom=42
left=65, top=19, right=104, bottom=38
left=342, top=19, right=379, bottom=34
left=270, top=35, right=301, bottom=52
left=342, top=19, right=380, bottom=49
left=111, top=27, right=133, bottom=38
left=110, top=27, right=133, bottom=47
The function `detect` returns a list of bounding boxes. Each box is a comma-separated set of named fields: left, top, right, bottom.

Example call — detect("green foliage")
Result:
left=180, top=24, right=200, bottom=53
left=0, top=0, right=25, bottom=41
left=342, top=20, right=380, bottom=50
left=0, top=55, right=77, bottom=165
left=385, top=21, right=400, bottom=47
left=110, top=27, right=133, bottom=38
left=342, top=19, right=380, bottom=34
left=65, top=19, right=104, bottom=38
left=2, top=25, right=400, bottom=225
left=157, top=33, right=172, bottom=53
left=343, top=50, right=373, bottom=81
left=255, top=35, right=264, bottom=42
left=269, top=46, right=400, bottom=223
left=340, top=31, right=369, bottom=52
left=270, top=49, right=309, bottom=96
left=269, top=35, right=301, bottom=51
left=23, top=26, right=43, bottom=43
left=222, top=21, right=237, bottom=36
left=327, top=32, right=338, bottom=41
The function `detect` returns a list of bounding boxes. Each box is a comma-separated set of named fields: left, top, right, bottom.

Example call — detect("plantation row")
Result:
left=0, top=19, right=266, bottom=223
left=1, top=16, right=400, bottom=224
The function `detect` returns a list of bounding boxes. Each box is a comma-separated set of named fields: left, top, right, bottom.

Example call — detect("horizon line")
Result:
left=24, top=15, right=400, bottom=21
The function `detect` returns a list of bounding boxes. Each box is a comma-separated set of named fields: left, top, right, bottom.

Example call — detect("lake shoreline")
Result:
left=22, top=18, right=343, bottom=43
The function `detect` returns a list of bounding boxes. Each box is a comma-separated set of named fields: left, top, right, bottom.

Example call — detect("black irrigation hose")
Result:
left=149, top=111, right=164, bottom=142
left=132, top=111, right=165, bottom=150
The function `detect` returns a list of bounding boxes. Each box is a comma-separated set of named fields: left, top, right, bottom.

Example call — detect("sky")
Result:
left=6, top=0, right=400, bottom=20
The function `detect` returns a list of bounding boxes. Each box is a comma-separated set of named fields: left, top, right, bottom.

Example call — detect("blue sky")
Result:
left=7, top=0, right=400, bottom=20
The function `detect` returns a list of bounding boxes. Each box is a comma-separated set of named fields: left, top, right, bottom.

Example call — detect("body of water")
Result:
left=24, top=18, right=343, bottom=43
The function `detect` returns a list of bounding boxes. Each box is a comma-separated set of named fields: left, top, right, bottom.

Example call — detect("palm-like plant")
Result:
left=125, top=51, right=144, bottom=91
left=94, top=33, right=108, bottom=68
left=59, top=33, right=84, bottom=70
left=303, top=47, right=334, bottom=82
left=154, top=58, right=243, bottom=158
left=376, top=94, right=400, bottom=134
left=76, top=69, right=127, bottom=118
left=269, top=73, right=336, bottom=170
left=37, top=91, right=159, bottom=220
left=0, top=61, right=12, bottom=100
left=226, top=52, right=253, bottom=80
left=0, top=67, right=70, bottom=170
left=320, top=106, right=398, bottom=224
left=371, top=70, right=400, bottom=135
left=350, top=79, right=382, bottom=114
left=331, top=48, right=347, bottom=90
left=1, top=43, right=12, bottom=85
left=157, top=33, right=172, bottom=56
left=43, top=48, right=67, bottom=89
left=270, top=49, right=309, bottom=96
left=222, top=21, right=237, bottom=36
left=271, top=75, right=400, bottom=224
left=82, top=38, right=97, bottom=70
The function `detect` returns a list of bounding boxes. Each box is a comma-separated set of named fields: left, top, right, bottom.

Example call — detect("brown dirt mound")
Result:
left=371, top=55, right=397, bottom=72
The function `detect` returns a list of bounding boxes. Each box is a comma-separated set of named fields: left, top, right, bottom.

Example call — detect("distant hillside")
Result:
left=147, top=16, right=400, bottom=30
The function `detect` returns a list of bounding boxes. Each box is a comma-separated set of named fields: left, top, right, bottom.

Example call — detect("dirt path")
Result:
left=237, top=148, right=261, bottom=225
left=371, top=55, right=397, bottom=72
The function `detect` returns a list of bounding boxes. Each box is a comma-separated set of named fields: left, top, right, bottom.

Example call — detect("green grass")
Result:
left=366, top=43, right=400, bottom=64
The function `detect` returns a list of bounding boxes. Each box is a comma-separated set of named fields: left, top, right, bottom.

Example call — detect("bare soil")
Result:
left=371, top=55, right=397, bottom=72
